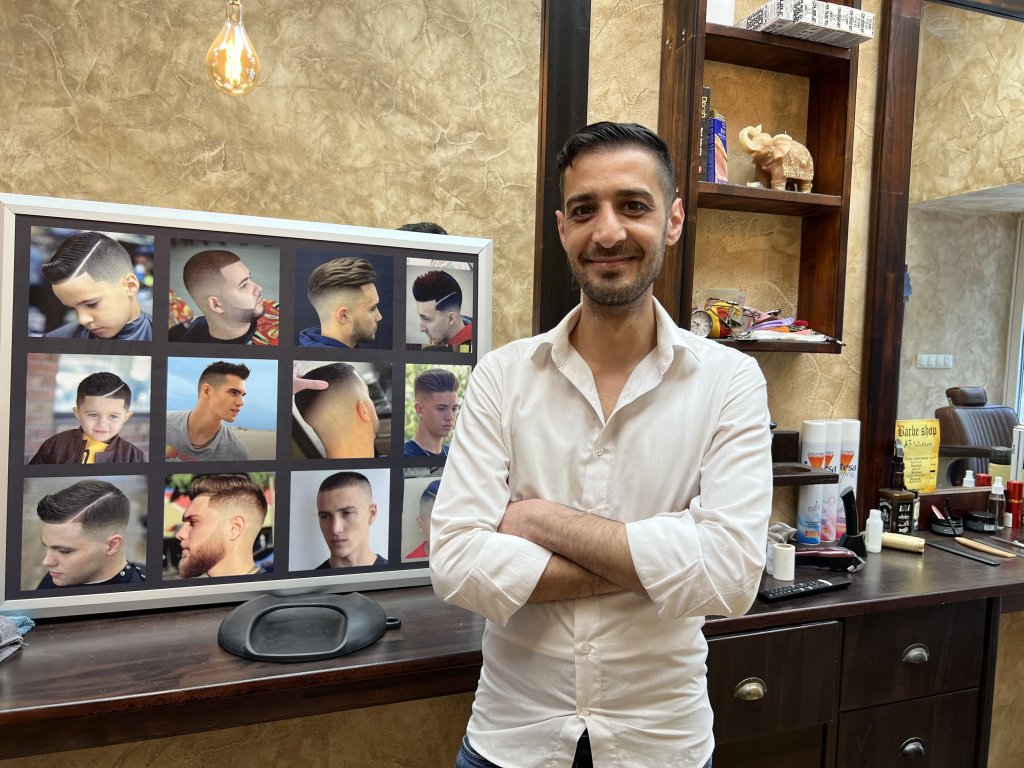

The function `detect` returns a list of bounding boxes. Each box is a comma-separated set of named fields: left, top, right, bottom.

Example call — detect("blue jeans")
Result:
left=455, top=734, right=712, bottom=768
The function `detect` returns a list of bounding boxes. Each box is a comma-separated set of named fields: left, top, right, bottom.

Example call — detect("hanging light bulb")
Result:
left=205, top=0, right=261, bottom=96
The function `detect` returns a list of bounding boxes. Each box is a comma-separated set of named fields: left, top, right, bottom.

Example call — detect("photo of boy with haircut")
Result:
left=35, top=479, right=146, bottom=589
left=40, top=231, right=152, bottom=341
left=29, top=371, right=145, bottom=464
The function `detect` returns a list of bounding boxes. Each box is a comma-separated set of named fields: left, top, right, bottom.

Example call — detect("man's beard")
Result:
left=179, top=531, right=227, bottom=578
left=353, top=320, right=378, bottom=344
left=569, top=238, right=665, bottom=308
left=226, top=299, right=264, bottom=324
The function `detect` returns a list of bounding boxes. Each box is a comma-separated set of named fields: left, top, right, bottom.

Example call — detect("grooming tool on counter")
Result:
left=954, top=536, right=1015, bottom=559
left=985, top=537, right=1024, bottom=557
left=925, top=539, right=1001, bottom=566
left=880, top=531, right=925, bottom=553
left=929, top=503, right=964, bottom=536
left=838, top=487, right=867, bottom=557
left=794, top=545, right=866, bottom=572
left=990, top=535, right=1024, bottom=550
left=757, top=575, right=852, bottom=603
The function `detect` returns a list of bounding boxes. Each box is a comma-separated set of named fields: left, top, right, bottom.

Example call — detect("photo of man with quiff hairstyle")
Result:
left=300, top=257, right=382, bottom=349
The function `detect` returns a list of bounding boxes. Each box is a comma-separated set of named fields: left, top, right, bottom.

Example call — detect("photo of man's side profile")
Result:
left=299, top=256, right=383, bottom=349
left=21, top=476, right=147, bottom=590
left=401, top=474, right=441, bottom=561
left=24, top=353, right=151, bottom=465
left=30, top=229, right=153, bottom=341
left=288, top=468, right=390, bottom=571
left=406, top=263, right=474, bottom=352
left=168, top=241, right=280, bottom=345
left=403, top=365, right=469, bottom=458
left=168, top=473, right=273, bottom=579
left=166, top=358, right=277, bottom=462
left=293, top=361, right=390, bottom=459
left=429, top=122, right=772, bottom=768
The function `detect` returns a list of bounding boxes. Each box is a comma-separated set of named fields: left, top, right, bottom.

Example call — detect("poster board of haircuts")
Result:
left=0, top=194, right=491, bottom=618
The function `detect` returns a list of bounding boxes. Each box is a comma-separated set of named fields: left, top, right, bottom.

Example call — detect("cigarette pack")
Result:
left=737, top=0, right=796, bottom=34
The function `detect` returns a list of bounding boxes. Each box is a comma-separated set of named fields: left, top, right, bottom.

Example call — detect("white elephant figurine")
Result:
left=737, top=124, right=814, bottom=193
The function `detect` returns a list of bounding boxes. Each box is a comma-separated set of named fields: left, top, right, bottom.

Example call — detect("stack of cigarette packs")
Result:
left=736, top=1, right=874, bottom=48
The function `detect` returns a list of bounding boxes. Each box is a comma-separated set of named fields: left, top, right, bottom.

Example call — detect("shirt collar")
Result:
left=531, top=298, right=707, bottom=370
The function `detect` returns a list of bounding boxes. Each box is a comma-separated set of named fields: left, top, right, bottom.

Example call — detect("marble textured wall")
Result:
left=0, top=0, right=540, bottom=347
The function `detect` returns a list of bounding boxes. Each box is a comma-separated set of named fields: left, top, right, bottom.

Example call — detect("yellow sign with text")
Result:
left=895, top=419, right=940, bottom=493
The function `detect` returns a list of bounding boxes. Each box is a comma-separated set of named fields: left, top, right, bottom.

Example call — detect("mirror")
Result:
left=898, top=2, right=1024, bottom=486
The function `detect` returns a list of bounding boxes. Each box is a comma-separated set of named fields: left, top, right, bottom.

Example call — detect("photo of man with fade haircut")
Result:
left=36, top=480, right=146, bottom=588
left=405, top=478, right=439, bottom=560
left=404, top=368, right=459, bottom=457
left=294, top=363, right=380, bottom=459
left=411, top=270, right=473, bottom=351
left=40, top=231, right=152, bottom=340
left=179, top=249, right=279, bottom=345
left=300, top=257, right=382, bottom=349
left=175, top=474, right=269, bottom=578
left=166, top=361, right=251, bottom=462
left=315, top=471, right=386, bottom=569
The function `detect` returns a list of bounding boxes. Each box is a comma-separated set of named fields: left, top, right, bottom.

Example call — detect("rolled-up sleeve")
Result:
left=624, top=353, right=772, bottom=620
left=429, top=351, right=552, bottom=626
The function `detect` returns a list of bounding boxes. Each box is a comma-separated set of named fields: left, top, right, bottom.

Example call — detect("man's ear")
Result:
left=105, top=532, right=124, bottom=557
left=413, top=401, right=424, bottom=417
left=228, top=514, right=246, bottom=541
left=199, top=382, right=212, bottom=400
left=355, top=400, right=372, bottom=424
left=334, top=304, right=351, bottom=325
left=206, top=295, right=225, bottom=315
left=123, top=272, right=141, bottom=298
left=666, top=197, right=685, bottom=246
left=446, top=310, right=458, bottom=327
left=368, top=503, right=377, bottom=525
left=555, top=209, right=567, bottom=250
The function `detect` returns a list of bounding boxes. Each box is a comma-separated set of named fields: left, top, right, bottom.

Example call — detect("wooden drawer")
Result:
left=713, top=725, right=827, bottom=768
left=836, top=689, right=979, bottom=768
left=840, top=600, right=986, bottom=710
left=706, top=621, right=841, bottom=744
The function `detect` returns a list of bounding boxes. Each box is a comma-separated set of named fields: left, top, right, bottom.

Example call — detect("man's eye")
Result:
left=624, top=201, right=649, bottom=212
left=569, top=206, right=594, bottom=219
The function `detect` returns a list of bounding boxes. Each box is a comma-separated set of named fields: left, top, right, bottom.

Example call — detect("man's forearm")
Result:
left=501, top=499, right=648, bottom=597
left=528, top=553, right=622, bottom=602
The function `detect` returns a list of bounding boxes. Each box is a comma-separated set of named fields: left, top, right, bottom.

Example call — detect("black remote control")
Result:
left=757, top=576, right=852, bottom=603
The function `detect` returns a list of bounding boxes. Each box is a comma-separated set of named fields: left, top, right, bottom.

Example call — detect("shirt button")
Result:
left=581, top=643, right=592, bottom=655
left=579, top=707, right=591, bottom=717
left=595, top=447, right=605, bottom=456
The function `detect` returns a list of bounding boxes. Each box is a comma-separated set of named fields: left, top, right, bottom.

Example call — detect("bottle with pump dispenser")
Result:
left=878, top=439, right=915, bottom=533
left=865, top=508, right=883, bottom=553
left=990, top=476, right=1006, bottom=530
left=963, top=470, right=976, bottom=488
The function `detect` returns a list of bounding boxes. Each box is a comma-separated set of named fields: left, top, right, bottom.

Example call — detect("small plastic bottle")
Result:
left=865, top=508, right=883, bottom=554
left=963, top=470, right=976, bottom=488
left=990, top=476, right=1006, bottom=530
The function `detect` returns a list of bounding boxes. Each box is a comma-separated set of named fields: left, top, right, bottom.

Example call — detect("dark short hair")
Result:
left=294, top=363, right=361, bottom=419
left=41, top=232, right=134, bottom=285
left=188, top=474, right=267, bottom=522
left=76, top=372, right=132, bottom=409
left=412, top=271, right=462, bottom=312
left=198, top=361, right=250, bottom=394
left=414, top=369, right=458, bottom=398
left=555, top=121, right=676, bottom=205
left=318, top=471, right=371, bottom=496
left=307, top=257, right=377, bottom=303
left=399, top=222, right=448, bottom=235
left=36, top=480, right=130, bottom=531
left=182, top=249, right=241, bottom=301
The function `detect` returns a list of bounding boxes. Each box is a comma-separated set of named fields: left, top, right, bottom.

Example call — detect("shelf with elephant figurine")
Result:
left=696, top=182, right=841, bottom=216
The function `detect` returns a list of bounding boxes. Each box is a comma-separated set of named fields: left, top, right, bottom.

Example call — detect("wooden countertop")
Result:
left=2, top=530, right=1023, bottom=760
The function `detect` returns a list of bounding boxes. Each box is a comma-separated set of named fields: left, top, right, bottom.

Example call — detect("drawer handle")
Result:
left=898, top=737, right=926, bottom=758
left=901, top=643, right=930, bottom=664
left=733, top=677, right=766, bottom=701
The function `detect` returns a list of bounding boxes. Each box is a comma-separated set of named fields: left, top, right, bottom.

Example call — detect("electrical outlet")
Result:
left=916, top=354, right=954, bottom=369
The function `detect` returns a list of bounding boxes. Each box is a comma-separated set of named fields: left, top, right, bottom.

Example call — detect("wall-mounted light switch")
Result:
left=917, top=354, right=954, bottom=369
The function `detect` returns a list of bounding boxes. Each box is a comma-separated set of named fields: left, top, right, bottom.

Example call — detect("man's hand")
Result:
left=292, top=362, right=330, bottom=395
left=499, top=499, right=647, bottom=598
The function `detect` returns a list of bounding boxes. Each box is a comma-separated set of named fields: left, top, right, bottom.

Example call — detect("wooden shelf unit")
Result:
left=656, top=2, right=860, bottom=354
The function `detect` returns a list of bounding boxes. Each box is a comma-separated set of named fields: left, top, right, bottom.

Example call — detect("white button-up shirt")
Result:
left=430, top=300, right=772, bottom=768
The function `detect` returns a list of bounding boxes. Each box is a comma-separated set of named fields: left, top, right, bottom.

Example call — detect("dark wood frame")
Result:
left=859, top=0, right=1024, bottom=512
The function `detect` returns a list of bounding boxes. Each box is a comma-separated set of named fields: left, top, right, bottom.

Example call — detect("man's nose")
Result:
left=592, top=205, right=627, bottom=249
left=175, top=527, right=186, bottom=543
left=76, top=308, right=94, bottom=325
left=42, top=551, right=57, bottom=567
left=252, top=280, right=263, bottom=295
